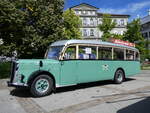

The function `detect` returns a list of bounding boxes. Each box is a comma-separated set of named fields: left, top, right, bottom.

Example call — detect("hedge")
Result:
left=0, top=62, right=11, bottom=79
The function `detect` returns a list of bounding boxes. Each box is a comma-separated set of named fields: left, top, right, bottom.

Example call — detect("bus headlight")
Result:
left=18, top=74, right=25, bottom=83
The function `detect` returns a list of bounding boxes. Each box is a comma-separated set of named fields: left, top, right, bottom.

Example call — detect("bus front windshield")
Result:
left=46, top=46, right=63, bottom=60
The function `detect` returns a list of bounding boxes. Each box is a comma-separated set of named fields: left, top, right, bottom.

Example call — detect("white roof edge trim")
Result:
left=50, top=40, right=138, bottom=51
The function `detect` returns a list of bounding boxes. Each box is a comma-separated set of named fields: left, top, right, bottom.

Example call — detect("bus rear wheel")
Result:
left=114, top=69, right=124, bottom=84
left=30, top=74, right=54, bottom=97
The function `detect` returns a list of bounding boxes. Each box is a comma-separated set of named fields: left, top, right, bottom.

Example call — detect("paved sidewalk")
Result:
left=0, top=70, right=150, bottom=113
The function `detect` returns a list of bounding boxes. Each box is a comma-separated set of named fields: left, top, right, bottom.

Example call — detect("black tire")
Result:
left=114, top=69, right=124, bottom=84
left=30, top=74, right=54, bottom=97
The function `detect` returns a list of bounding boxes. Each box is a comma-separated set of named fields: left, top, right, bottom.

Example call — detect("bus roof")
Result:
left=51, top=40, right=138, bottom=51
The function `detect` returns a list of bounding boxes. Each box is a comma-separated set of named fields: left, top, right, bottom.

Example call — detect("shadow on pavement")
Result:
left=10, top=88, right=32, bottom=98
left=56, top=80, right=113, bottom=93
left=55, top=78, right=135, bottom=93
left=9, top=78, right=135, bottom=97
left=117, top=97, right=150, bottom=113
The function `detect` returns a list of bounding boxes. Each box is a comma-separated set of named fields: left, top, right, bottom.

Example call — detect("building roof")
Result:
left=141, top=15, right=150, bottom=25
left=98, top=13, right=130, bottom=18
left=70, top=3, right=99, bottom=10
left=69, top=3, right=130, bottom=18
left=51, top=40, right=138, bottom=51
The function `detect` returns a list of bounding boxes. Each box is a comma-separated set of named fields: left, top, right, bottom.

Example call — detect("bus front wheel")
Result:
left=114, top=69, right=124, bottom=84
left=30, top=74, right=54, bottom=97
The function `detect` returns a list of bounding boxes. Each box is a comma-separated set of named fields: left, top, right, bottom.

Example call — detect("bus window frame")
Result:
left=60, top=44, right=78, bottom=60
left=78, top=44, right=98, bottom=60
left=126, top=49, right=134, bottom=61
left=59, top=43, right=140, bottom=61
left=113, top=47, right=125, bottom=61
left=125, top=49, right=140, bottom=61
left=98, top=46, right=113, bottom=60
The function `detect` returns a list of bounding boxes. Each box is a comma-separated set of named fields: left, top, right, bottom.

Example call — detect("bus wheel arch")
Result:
left=28, top=71, right=56, bottom=92
left=114, top=68, right=125, bottom=84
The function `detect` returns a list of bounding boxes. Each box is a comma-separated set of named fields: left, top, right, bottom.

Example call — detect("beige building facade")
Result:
left=70, top=3, right=130, bottom=39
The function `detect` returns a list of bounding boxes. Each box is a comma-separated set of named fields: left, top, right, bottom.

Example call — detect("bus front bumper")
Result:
left=7, top=81, right=28, bottom=87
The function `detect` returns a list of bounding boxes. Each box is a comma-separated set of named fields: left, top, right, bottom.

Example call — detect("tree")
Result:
left=111, top=34, right=123, bottom=40
left=123, top=19, right=145, bottom=57
left=144, top=39, right=150, bottom=60
left=123, top=19, right=143, bottom=42
left=63, top=9, right=81, bottom=39
left=98, top=14, right=116, bottom=41
left=0, top=0, right=64, bottom=58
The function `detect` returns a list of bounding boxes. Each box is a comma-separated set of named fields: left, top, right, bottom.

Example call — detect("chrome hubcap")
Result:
left=35, top=79, right=49, bottom=93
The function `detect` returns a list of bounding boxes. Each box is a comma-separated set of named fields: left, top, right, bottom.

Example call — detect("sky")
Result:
left=64, top=0, right=150, bottom=20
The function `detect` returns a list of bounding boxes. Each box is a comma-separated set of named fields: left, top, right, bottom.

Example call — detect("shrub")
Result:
left=0, top=62, right=11, bottom=79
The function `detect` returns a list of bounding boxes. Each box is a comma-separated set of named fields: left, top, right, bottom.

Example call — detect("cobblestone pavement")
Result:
left=0, top=70, right=150, bottom=113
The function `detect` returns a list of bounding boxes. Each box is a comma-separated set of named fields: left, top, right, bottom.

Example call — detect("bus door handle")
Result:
left=61, top=61, right=64, bottom=65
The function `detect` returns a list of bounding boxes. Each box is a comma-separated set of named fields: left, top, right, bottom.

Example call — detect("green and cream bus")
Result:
left=8, top=40, right=140, bottom=97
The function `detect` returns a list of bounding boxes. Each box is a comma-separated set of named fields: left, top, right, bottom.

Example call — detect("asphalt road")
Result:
left=0, top=70, right=150, bottom=113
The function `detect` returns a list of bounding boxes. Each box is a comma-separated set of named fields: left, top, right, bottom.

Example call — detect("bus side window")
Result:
left=78, top=46, right=96, bottom=59
left=126, top=50, right=134, bottom=60
left=98, top=47, right=112, bottom=60
left=64, top=46, right=76, bottom=60
left=135, top=52, right=140, bottom=61
left=114, top=48, right=124, bottom=60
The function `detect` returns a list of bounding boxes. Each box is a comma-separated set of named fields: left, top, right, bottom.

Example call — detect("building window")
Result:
left=90, top=29, right=94, bottom=36
left=76, top=11, right=79, bottom=14
left=145, top=32, right=148, bottom=38
left=93, top=11, right=95, bottom=15
left=83, top=29, right=88, bottom=36
left=120, top=19, right=124, bottom=26
left=90, top=18, right=94, bottom=25
left=83, top=18, right=87, bottom=25
left=98, top=18, right=102, bottom=24
left=90, top=11, right=93, bottom=15
left=113, top=19, right=117, bottom=24
left=82, top=10, right=87, bottom=15
left=76, top=11, right=81, bottom=14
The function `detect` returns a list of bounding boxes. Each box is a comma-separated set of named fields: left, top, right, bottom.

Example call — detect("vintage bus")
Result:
left=8, top=40, right=140, bottom=97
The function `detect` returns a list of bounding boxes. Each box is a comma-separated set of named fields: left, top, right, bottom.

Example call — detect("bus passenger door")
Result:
left=60, top=60, right=77, bottom=86
left=60, top=46, right=78, bottom=86
left=77, top=46, right=101, bottom=83
left=77, top=60, right=101, bottom=83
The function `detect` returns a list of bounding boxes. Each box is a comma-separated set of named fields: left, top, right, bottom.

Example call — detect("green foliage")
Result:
left=0, top=0, right=64, bottom=58
left=123, top=19, right=143, bottom=42
left=123, top=19, right=145, bottom=55
left=144, top=40, right=150, bottom=60
left=63, top=9, right=81, bottom=39
left=111, top=34, right=123, bottom=40
left=0, top=62, right=11, bottom=79
left=98, top=14, right=116, bottom=41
